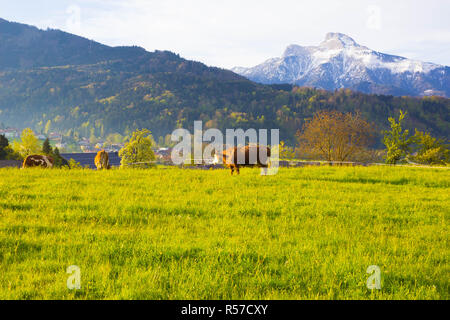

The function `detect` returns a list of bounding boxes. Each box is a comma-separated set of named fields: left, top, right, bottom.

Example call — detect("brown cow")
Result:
left=216, top=145, right=271, bottom=175
left=22, top=155, right=54, bottom=168
left=94, top=150, right=110, bottom=170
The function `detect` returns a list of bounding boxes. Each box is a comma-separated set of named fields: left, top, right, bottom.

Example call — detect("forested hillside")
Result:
left=0, top=18, right=448, bottom=145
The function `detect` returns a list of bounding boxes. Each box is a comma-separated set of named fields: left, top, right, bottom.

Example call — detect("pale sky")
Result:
left=1, top=0, right=449, bottom=68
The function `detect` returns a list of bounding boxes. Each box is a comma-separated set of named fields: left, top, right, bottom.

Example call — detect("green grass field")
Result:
left=0, top=166, right=448, bottom=300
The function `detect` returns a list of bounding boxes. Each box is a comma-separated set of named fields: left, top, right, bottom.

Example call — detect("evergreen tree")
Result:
left=42, top=138, right=52, bottom=155
left=0, top=134, right=9, bottom=160
left=52, top=147, right=69, bottom=168
left=53, top=147, right=61, bottom=167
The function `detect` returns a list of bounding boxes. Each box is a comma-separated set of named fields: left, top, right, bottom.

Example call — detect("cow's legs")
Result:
left=236, top=166, right=240, bottom=175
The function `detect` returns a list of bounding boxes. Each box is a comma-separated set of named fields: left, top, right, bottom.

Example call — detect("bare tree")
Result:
left=297, top=110, right=375, bottom=162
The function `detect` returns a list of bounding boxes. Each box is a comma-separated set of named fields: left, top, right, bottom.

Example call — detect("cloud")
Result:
left=366, top=5, right=382, bottom=31
left=2, top=0, right=449, bottom=67
left=65, top=4, right=82, bottom=34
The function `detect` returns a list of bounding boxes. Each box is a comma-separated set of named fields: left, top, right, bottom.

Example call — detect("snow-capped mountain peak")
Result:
left=232, top=33, right=449, bottom=97
left=322, top=32, right=359, bottom=48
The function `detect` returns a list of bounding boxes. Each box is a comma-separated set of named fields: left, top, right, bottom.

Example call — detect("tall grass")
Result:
left=0, top=166, right=448, bottom=299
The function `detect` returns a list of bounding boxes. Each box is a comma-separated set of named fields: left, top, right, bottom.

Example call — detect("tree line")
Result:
left=294, top=110, right=449, bottom=165
left=0, top=128, right=68, bottom=166
left=2, top=109, right=448, bottom=167
left=0, top=128, right=156, bottom=169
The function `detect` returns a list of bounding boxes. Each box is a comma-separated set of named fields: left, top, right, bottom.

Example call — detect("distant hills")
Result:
left=0, top=18, right=147, bottom=70
left=233, top=33, right=450, bottom=98
left=0, top=19, right=449, bottom=145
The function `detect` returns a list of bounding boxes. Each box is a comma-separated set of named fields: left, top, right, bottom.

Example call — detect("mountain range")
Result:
left=0, top=18, right=449, bottom=146
left=233, top=33, right=450, bottom=97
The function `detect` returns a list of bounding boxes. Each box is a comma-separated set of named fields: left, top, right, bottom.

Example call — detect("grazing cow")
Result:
left=216, top=145, right=271, bottom=175
left=94, top=150, right=110, bottom=170
left=22, top=155, right=54, bottom=168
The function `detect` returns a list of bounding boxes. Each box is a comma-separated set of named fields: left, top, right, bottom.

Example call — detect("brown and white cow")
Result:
left=94, top=150, right=110, bottom=170
left=22, top=155, right=54, bottom=168
left=215, top=145, right=271, bottom=175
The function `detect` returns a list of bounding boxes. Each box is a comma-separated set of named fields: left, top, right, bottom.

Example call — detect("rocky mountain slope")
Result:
left=233, top=33, right=450, bottom=97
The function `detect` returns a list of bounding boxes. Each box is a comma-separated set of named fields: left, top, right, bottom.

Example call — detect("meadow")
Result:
left=0, top=166, right=448, bottom=300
